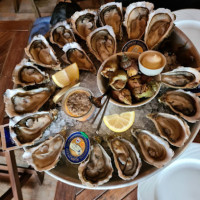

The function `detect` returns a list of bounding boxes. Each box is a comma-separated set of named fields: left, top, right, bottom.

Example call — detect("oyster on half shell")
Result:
left=4, top=86, right=54, bottom=117
left=71, top=10, right=98, bottom=40
left=23, top=134, right=64, bottom=171
left=132, top=129, right=174, bottom=168
left=49, top=21, right=76, bottom=48
left=99, top=2, right=123, bottom=40
left=78, top=143, right=113, bottom=187
left=108, top=138, right=142, bottom=180
left=147, top=113, right=190, bottom=147
left=144, top=8, right=176, bottom=49
left=124, top=1, right=154, bottom=40
left=158, top=90, right=200, bottom=123
left=9, top=110, right=58, bottom=146
left=87, top=25, right=116, bottom=62
left=12, top=58, right=50, bottom=87
left=25, top=35, right=61, bottom=70
left=62, top=42, right=96, bottom=73
left=161, top=67, right=200, bottom=89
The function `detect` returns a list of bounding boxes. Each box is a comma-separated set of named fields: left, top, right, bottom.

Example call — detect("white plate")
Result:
left=137, top=143, right=200, bottom=200
left=174, top=9, right=200, bottom=53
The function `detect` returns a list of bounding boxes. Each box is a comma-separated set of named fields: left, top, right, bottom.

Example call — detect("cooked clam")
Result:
left=147, top=113, right=190, bottom=147
left=62, top=42, right=96, bottom=73
left=144, top=8, right=176, bottom=49
left=108, top=138, right=142, bottom=180
left=12, top=58, right=50, bottom=87
left=78, top=143, right=113, bottom=187
left=4, top=87, right=54, bottom=117
left=25, top=35, right=61, bottom=70
left=9, top=110, right=58, bottom=146
left=49, top=21, right=76, bottom=48
left=112, top=88, right=132, bottom=105
left=86, top=25, right=116, bottom=62
left=132, top=129, right=174, bottom=168
left=158, top=90, right=200, bottom=123
left=109, top=70, right=128, bottom=91
left=71, top=10, right=98, bottom=40
left=124, top=1, right=154, bottom=39
left=161, top=67, right=200, bottom=89
left=101, top=59, right=118, bottom=78
left=99, top=2, right=123, bottom=40
left=23, top=134, right=64, bottom=171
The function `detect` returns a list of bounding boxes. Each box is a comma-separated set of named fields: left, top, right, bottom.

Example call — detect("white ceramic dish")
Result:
left=97, top=52, right=161, bottom=108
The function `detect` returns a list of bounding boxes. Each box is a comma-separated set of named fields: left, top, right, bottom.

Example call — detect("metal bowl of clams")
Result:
left=97, top=52, right=161, bottom=107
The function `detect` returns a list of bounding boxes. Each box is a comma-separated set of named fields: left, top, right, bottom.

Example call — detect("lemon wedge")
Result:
left=103, top=111, right=135, bottom=132
left=52, top=63, right=79, bottom=88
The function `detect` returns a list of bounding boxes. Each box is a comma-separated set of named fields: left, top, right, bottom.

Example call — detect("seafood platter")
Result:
left=3, top=1, right=200, bottom=189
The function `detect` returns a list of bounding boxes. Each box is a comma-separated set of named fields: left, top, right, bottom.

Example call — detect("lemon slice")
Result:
left=52, top=63, right=79, bottom=88
left=103, top=111, right=135, bottom=132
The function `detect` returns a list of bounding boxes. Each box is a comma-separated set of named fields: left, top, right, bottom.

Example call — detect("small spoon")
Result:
left=90, top=87, right=111, bottom=108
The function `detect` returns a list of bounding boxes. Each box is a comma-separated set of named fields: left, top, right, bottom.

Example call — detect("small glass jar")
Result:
left=62, top=86, right=95, bottom=121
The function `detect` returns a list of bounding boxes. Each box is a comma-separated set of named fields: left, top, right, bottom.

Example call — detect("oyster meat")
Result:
left=49, top=21, right=76, bottom=48
left=132, top=129, right=174, bottom=168
left=78, top=143, right=113, bottom=187
left=109, top=70, right=128, bottom=91
left=161, top=66, right=200, bottom=89
left=12, top=58, right=50, bottom=87
left=158, top=90, right=200, bottom=123
left=99, top=2, right=123, bottom=40
left=147, top=113, right=190, bottom=147
left=23, top=134, right=64, bottom=171
left=108, top=138, right=142, bottom=180
left=25, top=35, right=61, bottom=70
left=4, top=87, right=54, bottom=117
left=86, top=25, right=116, bottom=62
left=124, top=1, right=154, bottom=39
left=144, top=8, right=176, bottom=49
left=101, top=59, right=118, bottom=78
left=71, top=10, right=98, bottom=40
left=9, top=110, right=58, bottom=146
left=62, top=42, right=96, bottom=73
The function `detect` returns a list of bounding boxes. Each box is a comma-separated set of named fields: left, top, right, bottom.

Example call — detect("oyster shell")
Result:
left=144, top=8, right=176, bottom=49
left=161, top=67, right=200, bottom=89
left=78, top=143, right=113, bottom=187
left=124, top=1, right=154, bottom=40
left=12, top=58, right=50, bottom=87
left=71, top=9, right=98, bottom=40
left=109, top=70, right=128, bottom=91
left=49, top=21, right=76, bottom=48
left=9, top=110, right=58, bottom=146
left=108, top=138, right=142, bottom=180
left=25, top=35, right=61, bottom=70
left=112, top=88, right=132, bottom=105
left=4, top=87, right=54, bottom=117
left=101, top=59, right=118, bottom=78
left=86, top=25, right=116, bottom=62
left=23, top=134, right=64, bottom=171
left=62, top=42, right=96, bottom=73
left=99, top=2, right=123, bottom=40
left=158, top=90, right=200, bottom=123
left=132, top=129, right=174, bottom=168
left=147, top=113, right=190, bottom=147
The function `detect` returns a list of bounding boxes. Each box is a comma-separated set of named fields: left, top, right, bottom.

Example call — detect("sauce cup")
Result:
left=138, top=50, right=166, bottom=76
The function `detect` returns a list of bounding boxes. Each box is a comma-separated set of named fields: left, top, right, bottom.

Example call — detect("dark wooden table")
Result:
left=1, top=20, right=200, bottom=200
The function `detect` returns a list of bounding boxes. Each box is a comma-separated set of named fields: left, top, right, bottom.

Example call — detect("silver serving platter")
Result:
left=46, top=26, right=200, bottom=189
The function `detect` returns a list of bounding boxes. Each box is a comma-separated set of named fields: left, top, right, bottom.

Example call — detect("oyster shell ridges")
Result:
left=132, top=129, right=174, bottom=168
left=78, top=143, right=113, bottom=187
left=22, top=134, right=64, bottom=171
left=147, top=113, right=191, bottom=147
left=9, top=110, right=58, bottom=146
left=12, top=58, right=50, bottom=87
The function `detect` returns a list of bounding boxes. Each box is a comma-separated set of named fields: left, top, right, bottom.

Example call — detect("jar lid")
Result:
left=64, top=131, right=90, bottom=164
left=122, top=39, right=148, bottom=54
